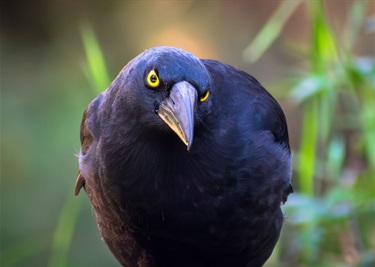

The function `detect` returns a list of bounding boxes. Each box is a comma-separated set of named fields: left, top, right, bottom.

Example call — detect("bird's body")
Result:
left=76, top=47, right=292, bottom=267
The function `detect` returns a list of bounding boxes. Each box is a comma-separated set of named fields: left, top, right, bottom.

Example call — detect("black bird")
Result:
left=75, top=46, right=293, bottom=267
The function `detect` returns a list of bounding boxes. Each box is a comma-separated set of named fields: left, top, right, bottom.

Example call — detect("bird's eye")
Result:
left=200, top=90, right=210, bottom=102
left=147, top=70, right=160, bottom=88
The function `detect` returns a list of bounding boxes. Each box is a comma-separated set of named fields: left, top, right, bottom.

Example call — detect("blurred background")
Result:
left=1, top=0, right=374, bottom=266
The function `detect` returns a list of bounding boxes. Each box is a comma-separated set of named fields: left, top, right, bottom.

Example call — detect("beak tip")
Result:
left=186, top=140, right=193, bottom=151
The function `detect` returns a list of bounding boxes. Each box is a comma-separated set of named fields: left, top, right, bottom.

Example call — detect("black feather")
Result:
left=76, top=46, right=293, bottom=267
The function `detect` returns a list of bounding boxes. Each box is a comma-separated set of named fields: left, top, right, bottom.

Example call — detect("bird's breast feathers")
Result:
left=76, top=46, right=292, bottom=267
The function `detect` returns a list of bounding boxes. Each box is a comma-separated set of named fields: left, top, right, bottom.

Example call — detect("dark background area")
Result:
left=1, top=1, right=374, bottom=266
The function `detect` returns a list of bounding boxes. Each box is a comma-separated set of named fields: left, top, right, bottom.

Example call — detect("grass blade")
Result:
left=243, top=0, right=303, bottom=63
left=48, top=192, right=83, bottom=267
left=81, top=23, right=111, bottom=93
left=298, top=98, right=318, bottom=196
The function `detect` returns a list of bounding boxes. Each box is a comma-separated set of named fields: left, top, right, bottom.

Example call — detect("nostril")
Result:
left=154, top=102, right=160, bottom=114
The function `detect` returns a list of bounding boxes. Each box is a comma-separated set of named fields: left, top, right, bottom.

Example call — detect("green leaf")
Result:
left=242, top=0, right=303, bottom=63
left=318, top=88, right=336, bottom=145
left=361, top=103, right=375, bottom=171
left=309, top=0, right=338, bottom=72
left=298, top=98, right=318, bottom=196
left=289, top=75, right=326, bottom=103
left=326, top=136, right=345, bottom=181
left=48, top=192, right=83, bottom=267
left=81, top=23, right=111, bottom=94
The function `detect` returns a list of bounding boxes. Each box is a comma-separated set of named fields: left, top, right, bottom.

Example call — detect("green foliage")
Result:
left=65, top=2, right=374, bottom=265
left=4, top=2, right=370, bottom=266
left=49, top=194, right=83, bottom=267
left=243, top=0, right=303, bottom=63
left=48, top=25, right=111, bottom=267
left=1, top=236, right=49, bottom=267
left=247, top=0, right=374, bottom=266
left=81, top=23, right=111, bottom=94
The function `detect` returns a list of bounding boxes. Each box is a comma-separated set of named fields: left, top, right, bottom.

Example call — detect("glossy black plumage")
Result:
left=76, top=46, right=293, bottom=267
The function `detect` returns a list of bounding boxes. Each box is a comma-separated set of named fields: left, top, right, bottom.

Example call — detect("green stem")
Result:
left=299, top=98, right=318, bottom=196
left=48, top=192, right=82, bottom=267
left=243, top=0, right=303, bottom=63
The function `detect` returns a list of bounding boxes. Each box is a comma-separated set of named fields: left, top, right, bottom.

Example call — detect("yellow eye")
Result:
left=147, top=70, right=160, bottom=88
left=200, top=90, right=210, bottom=102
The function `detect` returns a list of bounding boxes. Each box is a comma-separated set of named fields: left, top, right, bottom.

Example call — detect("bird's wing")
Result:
left=202, top=59, right=290, bottom=148
left=202, top=59, right=293, bottom=203
left=74, top=91, right=104, bottom=195
left=75, top=108, right=92, bottom=195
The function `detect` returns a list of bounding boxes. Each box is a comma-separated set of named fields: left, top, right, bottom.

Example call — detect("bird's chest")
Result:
left=118, top=157, right=224, bottom=218
left=100, top=134, right=252, bottom=245
left=108, top=150, right=237, bottom=233
left=122, top=179, right=240, bottom=253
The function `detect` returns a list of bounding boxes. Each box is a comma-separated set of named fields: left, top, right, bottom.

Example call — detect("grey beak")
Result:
left=157, top=81, right=197, bottom=150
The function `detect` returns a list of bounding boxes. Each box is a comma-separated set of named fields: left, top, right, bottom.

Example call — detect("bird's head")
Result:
left=116, top=46, right=212, bottom=150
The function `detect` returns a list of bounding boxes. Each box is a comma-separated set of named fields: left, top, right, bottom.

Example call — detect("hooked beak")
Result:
left=158, top=81, right=197, bottom=150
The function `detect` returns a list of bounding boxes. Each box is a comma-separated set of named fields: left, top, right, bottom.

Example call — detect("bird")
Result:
left=75, top=46, right=293, bottom=267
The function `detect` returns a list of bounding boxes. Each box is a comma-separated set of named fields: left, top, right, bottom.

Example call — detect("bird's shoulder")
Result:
left=202, top=59, right=290, bottom=148
left=199, top=59, right=292, bottom=206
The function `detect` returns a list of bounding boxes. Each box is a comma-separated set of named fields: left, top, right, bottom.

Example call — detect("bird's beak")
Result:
left=158, top=81, right=197, bottom=150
